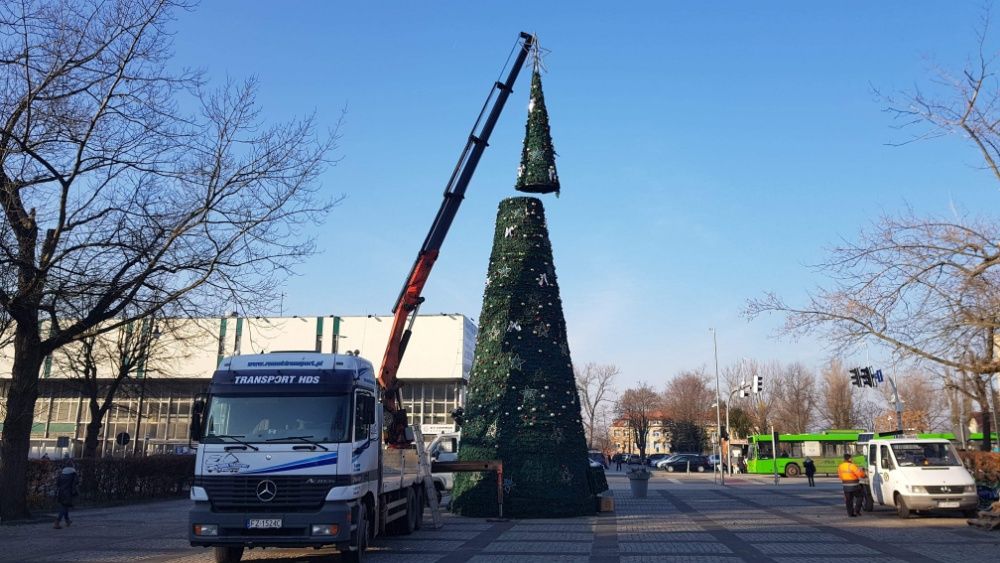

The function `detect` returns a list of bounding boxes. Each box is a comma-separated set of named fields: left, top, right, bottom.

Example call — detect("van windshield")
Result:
left=890, top=442, right=961, bottom=467
left=202, top=394, right=351, bottom=444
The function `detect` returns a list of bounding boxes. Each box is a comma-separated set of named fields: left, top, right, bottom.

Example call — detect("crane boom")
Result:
left=379, top=32, right=535, bottom=447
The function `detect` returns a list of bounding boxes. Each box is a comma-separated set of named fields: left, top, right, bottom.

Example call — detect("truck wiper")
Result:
left=265, top=435, right=329, bottom=451
left=206, top=434, right=259, bottom=451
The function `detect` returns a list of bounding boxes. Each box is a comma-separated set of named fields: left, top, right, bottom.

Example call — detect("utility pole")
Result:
left=710, top=329, right=723, bottom=486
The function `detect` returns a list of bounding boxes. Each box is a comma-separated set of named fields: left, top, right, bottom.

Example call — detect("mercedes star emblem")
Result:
left=256, top=479, right=277, bottom=502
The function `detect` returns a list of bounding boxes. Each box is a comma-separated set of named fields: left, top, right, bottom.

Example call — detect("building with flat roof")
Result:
left=0, top=314, right=475, bottom=457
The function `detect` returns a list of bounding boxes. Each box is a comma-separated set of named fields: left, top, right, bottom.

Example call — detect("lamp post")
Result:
left=710, top=328, right=723, bottom=486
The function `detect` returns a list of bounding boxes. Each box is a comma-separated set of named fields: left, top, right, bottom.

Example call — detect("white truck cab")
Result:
left=862, top=436, right=977, bottom=518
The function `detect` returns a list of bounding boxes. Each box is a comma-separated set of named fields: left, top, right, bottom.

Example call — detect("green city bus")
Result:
left=745, top=430, right=998, bottom=477
left=745, top=430, right=866, bottom=477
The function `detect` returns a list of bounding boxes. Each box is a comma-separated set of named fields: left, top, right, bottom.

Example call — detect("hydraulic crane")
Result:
left=378, top=32, right=535, bottom=447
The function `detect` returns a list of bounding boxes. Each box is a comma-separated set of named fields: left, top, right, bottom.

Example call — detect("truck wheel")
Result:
left=342, top=503, right=369, bottom=563
left=784, top=463, right=801, bottom=478
left=213, top=546, right=243, bottom=563
left=413, top=487, right=425, bottom=530
left=401, top=488, right=417, bottom=534
left=895, top=494, right=910, bottom=519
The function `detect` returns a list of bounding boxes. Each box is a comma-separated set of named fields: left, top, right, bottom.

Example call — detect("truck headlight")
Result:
left=905, top=485, right=925, bottom=493
left=193, top=524, right=219, bottom=536
left=964, top=485, right=976, bottom=493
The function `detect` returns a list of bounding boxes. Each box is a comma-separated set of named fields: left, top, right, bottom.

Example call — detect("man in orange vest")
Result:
left=838, top=453, right=866, bottom=517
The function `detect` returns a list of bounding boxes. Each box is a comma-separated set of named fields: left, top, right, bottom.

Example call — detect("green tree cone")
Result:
left=514, top=71, right=560, bottom=196
left=451, top=197, right=593, bottom=518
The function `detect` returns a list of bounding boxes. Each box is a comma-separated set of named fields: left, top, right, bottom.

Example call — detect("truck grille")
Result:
left=196, top=475, right=339, bottom=513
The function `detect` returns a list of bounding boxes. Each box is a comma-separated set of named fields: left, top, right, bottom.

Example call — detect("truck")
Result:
left=189, top=352, right=425, bottom=562
left=188, top=32, right=535, bottom=563
left=860, top=435, right=978, bottom=518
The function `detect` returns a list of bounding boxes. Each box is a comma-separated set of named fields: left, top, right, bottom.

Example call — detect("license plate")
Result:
left=938, top=501, right=960, bottom=508
left=246, top=518, right=282, bottom=529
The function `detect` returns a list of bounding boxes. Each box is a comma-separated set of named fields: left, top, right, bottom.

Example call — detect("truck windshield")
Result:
left=203, top=394, right=351, bottom=444
left=890, top=442, right=961, bottom=467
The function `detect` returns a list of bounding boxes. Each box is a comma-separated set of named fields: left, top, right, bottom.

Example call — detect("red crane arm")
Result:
left=378, top=32, right=534, bottom=447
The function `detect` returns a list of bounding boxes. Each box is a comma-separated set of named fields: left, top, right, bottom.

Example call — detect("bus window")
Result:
left=758, top=442, right=773, bottom=459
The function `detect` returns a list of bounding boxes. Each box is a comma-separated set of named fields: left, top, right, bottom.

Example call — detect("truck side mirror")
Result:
left=190, top=397, right=205, bottom=442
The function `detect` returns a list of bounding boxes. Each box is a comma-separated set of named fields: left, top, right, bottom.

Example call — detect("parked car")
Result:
left=708, top=454, right=728, bottom=471
left=654, top=454, right=683, bottom=469
left=646, top=453, right=672, bottom=466
left=659, top=454, right=712, bottom=473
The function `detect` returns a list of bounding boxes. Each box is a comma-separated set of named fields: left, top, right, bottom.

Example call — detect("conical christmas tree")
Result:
left=514, top=70, right=560, bottom=196
left=451, top=197, right=594, bottom=518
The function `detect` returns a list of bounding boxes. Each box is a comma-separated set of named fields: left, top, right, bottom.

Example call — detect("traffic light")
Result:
left=875, top=369, right=884, bottom=384
left=860, top=367, right=874, bottom=387
left=753, top=375, right=763, bottom=394
left=849, top=368, right=861, bottom=387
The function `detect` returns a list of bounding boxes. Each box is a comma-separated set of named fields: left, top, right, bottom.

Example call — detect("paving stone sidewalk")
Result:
left=1, top=472, right=997, bottom=562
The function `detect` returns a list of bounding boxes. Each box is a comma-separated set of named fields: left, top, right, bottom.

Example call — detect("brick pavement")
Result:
left=0, top=471, right=997, bottom=562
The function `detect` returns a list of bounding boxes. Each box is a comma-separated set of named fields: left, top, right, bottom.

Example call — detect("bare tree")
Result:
left=746, top=212, right=1000, bottom=451
left=771, top=362, right=816, bottom=433
left=0, top=1, right=340, bottom=520
left=725, top=358, right=781, bottom=434
left=817, top=359, right=856, bottom=430
left=616, top=383, right=661, bottom=463
left=662, top=369, right=714, bottom=425
left=575, top=363, right=618, bottom=450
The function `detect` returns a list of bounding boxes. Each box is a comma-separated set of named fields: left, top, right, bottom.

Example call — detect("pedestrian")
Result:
left=615, top=455, right=622, bottom=471
left=803, top=456, right=816, bottom=487
left=54, top=463, right=78, bottom=529
left=41, top=453, right=50, bottom=461
left=837, top=453, right=865, bottom=517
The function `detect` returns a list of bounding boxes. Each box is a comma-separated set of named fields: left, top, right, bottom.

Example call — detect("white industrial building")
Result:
left=0, top=314, right=475, bottom=458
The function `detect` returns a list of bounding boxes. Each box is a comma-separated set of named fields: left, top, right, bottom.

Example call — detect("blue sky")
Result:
left=171, top=1, right=999, bottom=389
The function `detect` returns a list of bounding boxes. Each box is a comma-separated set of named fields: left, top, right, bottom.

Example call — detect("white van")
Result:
left=862, top=437, right=977, bottom=518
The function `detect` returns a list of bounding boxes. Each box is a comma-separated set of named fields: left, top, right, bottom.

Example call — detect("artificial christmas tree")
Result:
left=514, top=69, right=560, bottom=196
left=450, top=197, right=595, bottom=518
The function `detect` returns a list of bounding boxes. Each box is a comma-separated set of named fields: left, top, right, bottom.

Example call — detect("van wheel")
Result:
left=784, top=463, right=801, bottom=478
left=862, top=488, right=874, bottom=512
left=895, top=493, right=910, bottom=519
left=213, top=546, right=243, bottom=563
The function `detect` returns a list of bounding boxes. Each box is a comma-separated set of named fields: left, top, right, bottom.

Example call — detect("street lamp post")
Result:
left=710, top=328, right=723, bottom=486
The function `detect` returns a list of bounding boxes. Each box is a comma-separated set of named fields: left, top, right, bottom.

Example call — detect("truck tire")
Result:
left=784, top=463, right=800, bottom=478
left=413, top=487, right=425, bottom=530
left=401, top=488, right=417, bottom=534
left=213, top=546, right=243, bottom=563
left=342, top=502, right=369, bottom=563
left=895, top=493, right=910, bottom=519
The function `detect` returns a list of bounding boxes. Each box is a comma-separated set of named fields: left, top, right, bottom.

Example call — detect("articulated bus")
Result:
left=745, top=430, right=997, bottom=477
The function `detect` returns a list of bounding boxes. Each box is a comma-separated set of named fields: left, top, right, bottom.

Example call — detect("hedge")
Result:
left=961, top=450, right=1000, bottom=483
left=27, top=455, right=194, bottom=510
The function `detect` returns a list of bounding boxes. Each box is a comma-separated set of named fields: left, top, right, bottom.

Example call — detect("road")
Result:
left=1, top=471, right=997, bottom=562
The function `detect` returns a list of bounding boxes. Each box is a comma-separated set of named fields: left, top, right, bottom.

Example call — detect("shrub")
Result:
left=959, top=450, right=1000, bottom=483
left=27, top=455, right=195, bottom=510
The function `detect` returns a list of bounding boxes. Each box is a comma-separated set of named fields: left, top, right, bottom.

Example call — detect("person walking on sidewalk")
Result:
left=54, top=464, right=78, bottom=529
left=837, top=453, right=865, bottom=517
left=804, top=457, right=816, bottom=487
